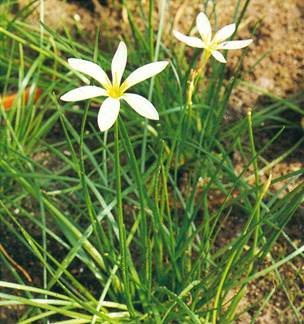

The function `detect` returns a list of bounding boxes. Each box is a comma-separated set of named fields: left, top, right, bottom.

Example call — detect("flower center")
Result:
left=107, top=82, right=128, bottom=99
left=209, top=41, right=219, bottom=51
left=107, top=85, right=123, bottom=99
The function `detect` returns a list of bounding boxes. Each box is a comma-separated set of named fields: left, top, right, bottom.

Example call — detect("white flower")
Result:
left=60, top=41, right=168, bottom=131
left=173, top=12, right=253, bottom=63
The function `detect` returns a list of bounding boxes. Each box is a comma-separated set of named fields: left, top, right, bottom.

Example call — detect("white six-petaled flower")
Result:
left=173, top=12, right=252, bottom=63
left=60, top=41, right=168, bottom=131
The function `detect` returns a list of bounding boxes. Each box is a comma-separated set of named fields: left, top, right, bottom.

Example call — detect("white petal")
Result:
left=97, top=97, right=120, bottom=132
left=123, top=61, right=168, bottom=90
left=211, top=50, right=227, bottom=63
left=173, top=30, right=205, bottom=48
left=123, top=93, right=159, bottom=120
left=60, top=86, right=107, bottom=102
left=111, top=41, right=127, bottom=87
left=68, top=58, right=110, bottom=87
left=196, top=12, right=212, bottom=44
left=213, top=24, right=236, bottom=43
left=217, top=39, right=253, bottom=50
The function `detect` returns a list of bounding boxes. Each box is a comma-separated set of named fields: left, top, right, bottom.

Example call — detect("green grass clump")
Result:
left=0, top=0, right=303, bottom=322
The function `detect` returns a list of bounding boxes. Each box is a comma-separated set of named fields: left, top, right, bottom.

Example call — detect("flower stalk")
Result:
left=175, top=11, right=252, bottom=132
left=187, top=49, right=211, bottom=111
left=114, top=119, right=135, bottom=316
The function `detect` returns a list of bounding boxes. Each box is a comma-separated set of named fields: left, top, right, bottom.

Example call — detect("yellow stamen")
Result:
left=107, top=86, right=122, bottom=99
left=107, top=80, right=128, bottom=99
left=113, top=72, right=119, bottom=88
left=119, top=82, right=128, bottom=93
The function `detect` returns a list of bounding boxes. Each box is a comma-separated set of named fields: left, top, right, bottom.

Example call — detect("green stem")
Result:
left=119, top=120, right=149, bottom=291
left=212, top=251, right=237, bottom=324
left=223, top=110, right=261, bottom=320
left=114, top=120, right=135, bottom=316
left=148, top=0, right=154, bottom=60
left=140, top=0, right=167, bottom=173
left=247, top=110, right=260, bottom=257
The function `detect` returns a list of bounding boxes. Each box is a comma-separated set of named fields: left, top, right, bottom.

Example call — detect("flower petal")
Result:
left=97, top=97, right=120, bottom=132
left=196, top=12, right=212, bottom=44
left=111, top=41, right=127, bottom=87
left=123, top=93, right=159, bottom=120
left=217, top=39, right=253, bottom=50
left=68, top=58, right=110, bottom=87
left=211, top=50, right=227, bottom=63
left=213, top=24, right=236, bottom=43
left=173, top=30, right=205, bottom=48
left=123, top=61, right=168, bottom=90
left=60, top=86, right=107, bottom=102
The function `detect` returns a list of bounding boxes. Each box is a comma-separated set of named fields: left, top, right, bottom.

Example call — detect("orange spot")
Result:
left=2, top=88, right=43, bottom=111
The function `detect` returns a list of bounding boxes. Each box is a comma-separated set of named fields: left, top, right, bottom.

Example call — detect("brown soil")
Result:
left=18, top=0, right=96, bottom=31
left=218, top=211, right=304, bottom=323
